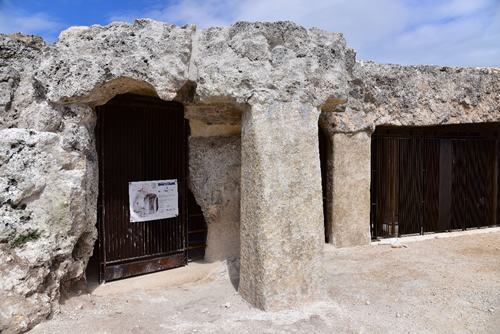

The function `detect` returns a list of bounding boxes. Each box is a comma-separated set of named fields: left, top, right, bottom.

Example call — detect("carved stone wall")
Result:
left=0, top=20, right=499, bottom=333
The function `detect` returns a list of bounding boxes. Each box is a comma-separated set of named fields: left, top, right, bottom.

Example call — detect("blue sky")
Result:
left=1, top=0, right=499, bottom=67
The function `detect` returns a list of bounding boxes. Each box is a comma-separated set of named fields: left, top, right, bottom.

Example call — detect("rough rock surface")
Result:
left=6, top=33, right=46, bottom=51
left=189, top=135, right=241, bottom=262
left=240, top=102, right=327, bottom=310
left=318, top=61, right=500, bottom=252
left=321, top=60, right=500, bottom=133
left=189, top=21, right=355, bottom=310
left=0, top=18, right=499, bottom=333
left=0, top=33, right=47, bottom=131
left=35, top=21, right=195, bottom=106
left=0, top=20, right=357, bottom=331
left=1, top=35, right=97, bottom=334
left=328, top=132, right=371, bottom=247
left=0, top=33, right=43, bottom=67
left=191, top=21, right=355, bottom=108
left=0, top=128, right=97, bottom=333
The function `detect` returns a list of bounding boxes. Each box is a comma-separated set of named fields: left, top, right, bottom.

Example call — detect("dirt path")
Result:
left=30, top=229, right=500, bottom=334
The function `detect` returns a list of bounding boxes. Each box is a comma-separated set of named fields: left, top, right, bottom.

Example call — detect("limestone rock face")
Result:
left=0, top=66, right=20, bottom=126
left=328, top=132, right=371, bottom=247
left=321, top=61, right=500, bottom=133
left=0, top=33, right=44, bottom=130
left=6, top=33, right=47, bottom=51
left=0, top=128, right=97, bottom=333
left=240, top=102, right=326, bottom=310
left=0, top=33, right=42, bottom=66
left=0, top=20, right=358, bottom=331
left=34, top=20, right=195, bottom=106
left=1, top=17, right=499, bottom=333
left=188, top=21, right=355, bottom=310
left=1, top=35, right=98, bottom=334
left=188, top=135, right=241, bottom=262
left=192, top=21, right=355, bottom=108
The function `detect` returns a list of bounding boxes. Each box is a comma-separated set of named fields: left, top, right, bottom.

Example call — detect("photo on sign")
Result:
left=128, top=180, right=178, bottom=222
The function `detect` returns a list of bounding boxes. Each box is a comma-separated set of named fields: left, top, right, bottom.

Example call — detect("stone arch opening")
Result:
left=82, top=79, right=247, bottom=284
left=78, top=78, right=214, bottom=284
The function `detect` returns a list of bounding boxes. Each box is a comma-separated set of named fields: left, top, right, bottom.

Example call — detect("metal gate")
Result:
left=96, top=94, right=188, bottom=282
left=371, top=125, right=499, bottom=239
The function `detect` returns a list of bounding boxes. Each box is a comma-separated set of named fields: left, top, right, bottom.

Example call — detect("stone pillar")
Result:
left=329, top=132, right=372, bottom=247
left=239, top=102, right=325, bottom=311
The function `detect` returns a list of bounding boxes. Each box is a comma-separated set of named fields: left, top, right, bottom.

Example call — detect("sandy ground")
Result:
left=30, top=229, right=500, bottom=334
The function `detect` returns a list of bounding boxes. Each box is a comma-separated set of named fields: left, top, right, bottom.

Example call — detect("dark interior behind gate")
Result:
left=371, top=124, right=500, bottom=239
left=96, top=94, right=188, bottom=282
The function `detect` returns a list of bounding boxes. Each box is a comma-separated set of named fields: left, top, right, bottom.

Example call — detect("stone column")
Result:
left=239, top=102, right=325, bottom=311
left=329, top=132, right=372, bottom=247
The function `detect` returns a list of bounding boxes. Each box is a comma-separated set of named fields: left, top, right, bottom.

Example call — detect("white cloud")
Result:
left=2, top=0, right=497, bottom=66
left=108, top=0, right=499, bottom=66
left=109, top=0, right=241, bottom=28
left=0, top=0, right=64, bottom=43
left=375, top=0, right=500, bottom=66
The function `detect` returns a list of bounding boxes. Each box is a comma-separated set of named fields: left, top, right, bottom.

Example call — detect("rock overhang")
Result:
left=32, top=19, right=354, bottom=115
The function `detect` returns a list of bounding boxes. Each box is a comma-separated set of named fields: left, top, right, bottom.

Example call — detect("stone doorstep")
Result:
left=88, top=260, right=224, bottom=296
left=371, top=226, right=500, bottom=246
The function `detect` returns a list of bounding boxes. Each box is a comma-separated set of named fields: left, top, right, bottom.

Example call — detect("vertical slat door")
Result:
left=96, top=94, right=188, bottom=282
left=423, top=138, right=440, bottom=233
left=465, top=139, right=488, bottom=229
left=373, top=137, right=399, bottom=237
left=450, top=140, right=467, bottom=230
left=398, top=138, right=423, bottom=235
left=371, top=126, right=500, bottom=239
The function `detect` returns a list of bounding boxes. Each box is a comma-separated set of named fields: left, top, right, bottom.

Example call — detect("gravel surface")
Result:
left=30, top=229, right=500, bottom=334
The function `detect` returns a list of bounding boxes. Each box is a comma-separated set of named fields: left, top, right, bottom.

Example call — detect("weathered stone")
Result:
left=189, top=135, right=241, bottom=262
left=35, top=20, right=195, bottom=105
left=0, top=128, right=97, bottom=333
left=328, top=132, right=371, bottom=247
left=0, top=18, right=499, bottom=333
left=240, top=102, right=325, bottom=310
left=318, top=61, right=500, bottom=249
left=0, top=66, right=20, bottom=115
left=7, top=33, right=46, bottom=51
left=322, top=61, right=500, bottom=133
left=0, top=33, right=42, bottom=67
left=188, top=119, right=241, bottom=137
left=192, top=21, right=354, bottom=108
left=185, top=101, right=246, bottom=125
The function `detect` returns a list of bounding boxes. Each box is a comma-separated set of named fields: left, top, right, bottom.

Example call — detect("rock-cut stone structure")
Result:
left=0, top=20, right=499, bottom=333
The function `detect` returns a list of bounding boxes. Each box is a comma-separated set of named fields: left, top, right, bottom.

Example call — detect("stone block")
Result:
left=239, top=102, right=325, bottom=310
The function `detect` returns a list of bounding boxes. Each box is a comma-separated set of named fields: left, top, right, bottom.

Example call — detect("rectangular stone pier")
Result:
left=328, top=132, right=371, bottom=247
left=239, top=102, right=326, bottom=310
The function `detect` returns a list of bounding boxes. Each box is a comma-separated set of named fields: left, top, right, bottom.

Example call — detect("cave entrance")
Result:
left=95, top=94, right=189, bottom=282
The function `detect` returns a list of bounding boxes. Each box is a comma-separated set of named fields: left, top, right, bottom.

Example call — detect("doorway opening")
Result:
left=371, top=123, right=500, bottom=239
left=92, top=94, right=192, bottom=282
left=318, top=125, right=330, bottom=243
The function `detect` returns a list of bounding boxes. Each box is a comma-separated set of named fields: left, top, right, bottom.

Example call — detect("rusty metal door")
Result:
left=371, top=125, right=499, bottom=239
left=96, top=94, right=188, bottom=282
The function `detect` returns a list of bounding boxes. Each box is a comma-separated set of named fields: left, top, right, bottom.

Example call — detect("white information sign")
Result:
left=128, top=179, right=178, bottom=222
